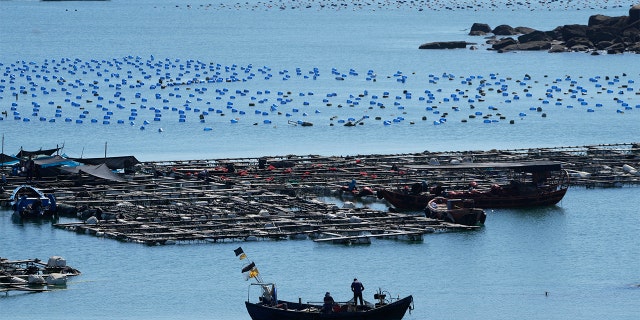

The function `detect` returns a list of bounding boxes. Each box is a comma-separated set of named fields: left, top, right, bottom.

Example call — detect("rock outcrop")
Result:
left=462, top=5, right=640, bottom=54
left=418, top=41, right=472, bottom=49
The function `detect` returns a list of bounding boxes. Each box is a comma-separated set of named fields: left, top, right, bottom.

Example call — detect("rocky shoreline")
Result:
left=420, top=4, right=640, bottom=54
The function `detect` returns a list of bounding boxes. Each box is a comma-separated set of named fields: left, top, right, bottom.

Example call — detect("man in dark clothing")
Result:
left=322, top=292, right=335, bottom=313
left=351, top=278, right=364, bottom=305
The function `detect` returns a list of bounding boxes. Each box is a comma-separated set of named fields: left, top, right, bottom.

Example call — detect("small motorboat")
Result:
left=426, top=197, right=487, bottom=226
left=10, top=185, right=57, bottom=219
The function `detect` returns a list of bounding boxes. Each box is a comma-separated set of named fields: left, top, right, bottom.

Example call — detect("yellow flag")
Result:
left=249, top=267, right=259, bottom=279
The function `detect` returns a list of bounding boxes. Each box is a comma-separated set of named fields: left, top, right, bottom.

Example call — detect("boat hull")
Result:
left=245, top=295, right=413, bottom=320
left=376, top=189, right=433, bottom=211
left=379, top=188, right=567, bottom=210
left=426, top=197, right=486, bottom=226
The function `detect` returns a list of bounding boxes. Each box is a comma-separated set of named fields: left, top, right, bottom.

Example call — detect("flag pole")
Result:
left=234, top=247, right=273, bottom=301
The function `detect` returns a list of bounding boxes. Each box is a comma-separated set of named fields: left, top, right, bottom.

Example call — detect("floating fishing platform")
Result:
left=0, top=256, right=81, bottom=295
left=0, top=142, right=638, bottom=245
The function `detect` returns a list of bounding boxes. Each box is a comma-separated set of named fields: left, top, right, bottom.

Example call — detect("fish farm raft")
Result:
left=1, top=142, right=639, bottom=246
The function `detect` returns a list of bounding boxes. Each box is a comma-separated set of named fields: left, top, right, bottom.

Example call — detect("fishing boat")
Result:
left=235, top=247, right=414, bottom=320
left=10, top=185, right=57, bottom=219
left=426, top=197, right=486, bottom=226
left=375, top=188, right=434, bottom=211
left=378, top=161, right=569, bottom=210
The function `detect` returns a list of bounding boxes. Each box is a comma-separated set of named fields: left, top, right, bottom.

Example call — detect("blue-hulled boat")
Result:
left=10, top=185, right=57, bottom=219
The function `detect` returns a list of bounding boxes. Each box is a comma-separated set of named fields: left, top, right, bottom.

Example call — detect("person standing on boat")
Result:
left=351, top=278, right=365, bottom=306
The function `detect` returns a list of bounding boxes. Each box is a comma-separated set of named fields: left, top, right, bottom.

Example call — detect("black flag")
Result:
left=241, top=262, right=256, bottom=274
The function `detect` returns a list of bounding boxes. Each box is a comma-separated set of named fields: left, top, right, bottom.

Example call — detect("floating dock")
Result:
left=0, top=143, right=638, bottom=245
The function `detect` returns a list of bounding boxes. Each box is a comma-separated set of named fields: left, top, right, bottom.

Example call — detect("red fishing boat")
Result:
left=378, top=161, right=569, bottom=210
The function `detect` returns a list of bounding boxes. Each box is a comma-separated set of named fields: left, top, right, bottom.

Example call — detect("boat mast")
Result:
left=234, top=247, right=274, bottom=302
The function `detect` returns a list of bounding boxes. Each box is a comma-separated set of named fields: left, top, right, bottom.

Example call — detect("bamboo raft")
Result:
left=1, top=142, right=638, bottom=245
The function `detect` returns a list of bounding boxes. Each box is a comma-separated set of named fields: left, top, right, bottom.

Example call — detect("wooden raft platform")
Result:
left=0, top=142, right=638, bottom=245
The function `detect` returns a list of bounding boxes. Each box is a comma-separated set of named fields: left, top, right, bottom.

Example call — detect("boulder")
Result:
left=626, top=42, right=640, bottom=53
left=631, top=4, right=640, bottom=23
left=565, top=37, right=593, bottom=48
left=569, top=44, right=591, bottom=52
left=498, top=41, right=551, bottom=52
left=491, top=37, right=517, bottom=50
left=469, top=30, right=488, bottom=36
left=514, top=26, right=536, bottom=34
left=419, top=41, right=469, bottom=49
left=622, top=27, right=640, bottom=40
left=588, top=14, right=627, bottom=28
left=469, top=23, right=492, bottom=35
left=516, top=41, right=552, bottom=51
left=560, top=24, right=588, bottom=40
left=588, top=14, right=613, bottom=27
left=606, top=42, right=626, bottom=54
left=518, top=30, right=553, bottom=43
left=548, top=45, right=568, bottom=53
left=587, top=26, right=618, bottom=44
left=595, top=40, right=614, bottom=50
left=493, top=24, right=517, bottom=35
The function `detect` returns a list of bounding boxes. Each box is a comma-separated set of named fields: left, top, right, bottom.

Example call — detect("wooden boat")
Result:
left=378, top=161, right=569, bottom=210
left=235, top=247, right=413, bottom=320
left=376, top=188, right=434, bottom=211
left=426, top=197, right=486, bottom=226
left=245, top=288, right=413, bottom=320
left=10, top=185, right=57, bottom=219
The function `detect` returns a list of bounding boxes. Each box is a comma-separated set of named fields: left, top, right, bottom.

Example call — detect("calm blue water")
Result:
left=1, top=1, right=639, bottom=319
left=0, top=0, right=638, bottom=160
left=1, top=187, right=639, bottom=319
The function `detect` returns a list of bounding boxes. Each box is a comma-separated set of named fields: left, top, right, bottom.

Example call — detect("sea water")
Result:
left=0, top=0, right=639, bottom=319
left=1, top=187, right=639, bottom=319
left=0, top=1, right=638, bottom=160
